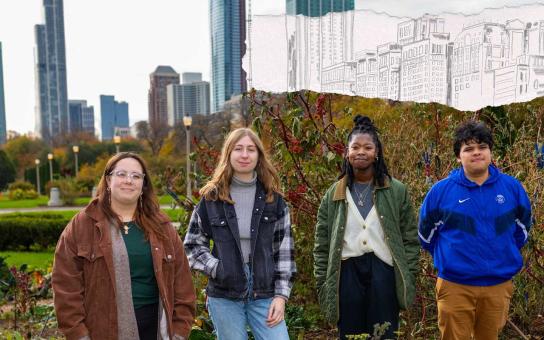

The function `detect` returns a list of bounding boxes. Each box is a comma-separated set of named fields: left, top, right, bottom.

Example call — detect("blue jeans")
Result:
left=207, top=264, right=289, bottom=340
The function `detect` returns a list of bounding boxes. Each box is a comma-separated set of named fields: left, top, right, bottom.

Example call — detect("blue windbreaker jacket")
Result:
left=418, top=165, right=532, bottom=286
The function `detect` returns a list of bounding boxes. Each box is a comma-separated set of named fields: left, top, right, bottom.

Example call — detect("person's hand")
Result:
left=266, top=296, right=286, bottom=327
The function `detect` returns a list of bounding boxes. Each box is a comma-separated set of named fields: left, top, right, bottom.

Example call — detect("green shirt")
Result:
left=121, top=221, right=159, bottom=309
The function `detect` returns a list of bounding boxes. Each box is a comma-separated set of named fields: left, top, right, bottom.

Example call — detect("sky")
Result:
left=1, top=0, right=544, bottom=135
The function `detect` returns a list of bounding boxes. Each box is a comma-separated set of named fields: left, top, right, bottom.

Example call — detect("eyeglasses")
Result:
left=109, top=170, right=145, bottom=181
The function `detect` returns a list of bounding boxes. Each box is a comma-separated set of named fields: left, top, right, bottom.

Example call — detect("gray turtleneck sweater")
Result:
left=230, top=173, right=257, bottom=263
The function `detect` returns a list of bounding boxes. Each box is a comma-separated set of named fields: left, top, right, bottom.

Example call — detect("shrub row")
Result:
left=0, top=214, right=70, bottom=250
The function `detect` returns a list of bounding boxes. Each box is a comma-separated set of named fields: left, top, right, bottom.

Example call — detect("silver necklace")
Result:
left=354, top=184, right=372, bottom=207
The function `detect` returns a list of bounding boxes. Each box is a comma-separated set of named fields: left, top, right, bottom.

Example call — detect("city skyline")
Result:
left=1, top=1, right=543, bottom=135
left=0, top=0, right=213, bottom=136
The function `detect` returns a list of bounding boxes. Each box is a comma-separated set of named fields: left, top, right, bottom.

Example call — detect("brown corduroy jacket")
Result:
left=52, top=199, right=196, bottom=340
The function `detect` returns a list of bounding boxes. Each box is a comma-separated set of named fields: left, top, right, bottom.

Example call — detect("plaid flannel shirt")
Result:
left=184, top=200, right=296, bottom=299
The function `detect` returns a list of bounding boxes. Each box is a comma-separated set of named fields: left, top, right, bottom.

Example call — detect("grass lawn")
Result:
left=0, top=196, right=91, bottom=209
left=0, top=210, right=81, bottom=220
left=158, top=195, right=174, bottom=205
left=0, top=196, right=49, bottom=209
left=0, top=251, right=54, bottom=271
left=0, top=208, right=182, bottom=223
left=0, top=195, right=173, bottom=209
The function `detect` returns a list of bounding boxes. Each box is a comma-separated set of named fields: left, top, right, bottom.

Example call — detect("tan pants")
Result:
left=436, top=278, right=513, bottom=340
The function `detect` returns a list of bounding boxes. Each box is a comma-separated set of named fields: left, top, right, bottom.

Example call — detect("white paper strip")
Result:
left=244, top=3, right=544, bottom=110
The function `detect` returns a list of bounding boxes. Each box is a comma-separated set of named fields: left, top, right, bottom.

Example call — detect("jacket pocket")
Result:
left=259, top=212, right=278, bottom=249
left=77, top=244, right=108, bottom=283
left=210, top=217, right=235, bottom=243
left=257, top=212, right=278, bottom=288
left=161, top=243, right=176, bottom=284
left=209, top=217, right=238, bottom=287
left=77, top=244, right=103, bottom=262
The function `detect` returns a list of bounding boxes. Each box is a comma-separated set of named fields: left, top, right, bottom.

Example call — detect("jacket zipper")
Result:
left=374, top=190, right=408, bottom=307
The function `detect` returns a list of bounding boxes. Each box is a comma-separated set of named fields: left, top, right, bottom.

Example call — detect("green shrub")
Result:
left=75, top=177, right=95, bottom=195
left=0, top=213, right=69, bottom=250
left=245, top=91, right=544, bottom=338
left=7, top=181, right=39, bottom=200
left=46, top=178, right=84, bottom=205
left=8, top=188, right=39, bottom=200
left=8, top=181, right=35, bottom=192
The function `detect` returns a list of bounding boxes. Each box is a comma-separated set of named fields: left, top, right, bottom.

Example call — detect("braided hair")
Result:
left=339, top=115, right=391, bottom=188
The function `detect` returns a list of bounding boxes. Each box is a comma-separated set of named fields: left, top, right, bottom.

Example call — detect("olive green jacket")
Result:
left=313, top=176, right=419, bottom=324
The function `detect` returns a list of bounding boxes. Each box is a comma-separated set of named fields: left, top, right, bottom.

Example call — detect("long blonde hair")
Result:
left=200, top=128, right=281, bottom=203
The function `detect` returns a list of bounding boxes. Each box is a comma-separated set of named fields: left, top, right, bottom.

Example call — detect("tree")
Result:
left=61, top=138, right=144, bottom=176
left=3, top=136, right=49, bottom=177
left=135, top=120, right=170, bottom=156
left=0, top=150, right=16, bottom=191
left=51, top=131, right=99, bottom=147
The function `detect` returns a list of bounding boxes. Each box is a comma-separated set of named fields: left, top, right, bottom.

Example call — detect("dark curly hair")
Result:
left=453, top=120, right=494, bottom=157
left=339, top=115, right=391, bottom=187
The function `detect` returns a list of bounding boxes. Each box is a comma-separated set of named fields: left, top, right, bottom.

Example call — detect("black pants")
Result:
left=135, top=302, right=159, bottom=340
left=337, top=253, right=399, bottom=340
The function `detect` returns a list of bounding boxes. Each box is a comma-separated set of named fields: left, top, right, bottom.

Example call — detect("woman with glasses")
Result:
left=52, top=152, right=196, bottom=340
left=184, top=128, right=296, bottom=340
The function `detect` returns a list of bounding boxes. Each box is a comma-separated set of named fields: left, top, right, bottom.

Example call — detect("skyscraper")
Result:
left=286, top=0, right=354, bottom=17
left=148, top=66, right=179, bottom=126
left=167, top=72, right=211, bottom=126
left=68, top=100, right=81, bottom=133
left=100, top=95, right=129, bottom=141
left=210, top=0, right=247, bottom=113
left=68, top=100, right=95, bottom=136
left=0, top=42, right=6, bottom=145
left=34, top=0, right=69, bottom=144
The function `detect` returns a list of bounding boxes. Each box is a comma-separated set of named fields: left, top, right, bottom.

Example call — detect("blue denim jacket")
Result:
left=184, top=181, right=296, bottom=300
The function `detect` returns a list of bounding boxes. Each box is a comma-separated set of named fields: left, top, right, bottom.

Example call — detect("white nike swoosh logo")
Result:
left=458, top=198, right=471, bottom=203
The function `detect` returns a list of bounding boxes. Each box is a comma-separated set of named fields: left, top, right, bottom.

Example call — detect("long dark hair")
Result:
left=339, top=115, right=391, bottom=188
left=96, top=152, right=167, bottom=240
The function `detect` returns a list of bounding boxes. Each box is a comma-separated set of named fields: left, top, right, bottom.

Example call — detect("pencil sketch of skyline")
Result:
left=244, top=3, right=544, bottom=111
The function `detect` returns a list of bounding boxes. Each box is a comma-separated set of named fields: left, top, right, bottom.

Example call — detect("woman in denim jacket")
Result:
left=184, top=128, right=296, bottom=340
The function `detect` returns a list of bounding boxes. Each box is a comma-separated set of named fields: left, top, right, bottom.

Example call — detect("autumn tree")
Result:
left=3, top=136, right=49, bottom=177
left=135, top=120, right=170, bottom=156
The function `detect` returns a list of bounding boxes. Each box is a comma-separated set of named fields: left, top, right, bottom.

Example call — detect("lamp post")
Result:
left=114, top=135, right=121, bottom=154
left=183, top=114, right=193, bottom=197
left=47, top=153, right=54, bottom=182
left=73, top=145, right=79, bottom=177
left=35, top=159, right=41, bottom=196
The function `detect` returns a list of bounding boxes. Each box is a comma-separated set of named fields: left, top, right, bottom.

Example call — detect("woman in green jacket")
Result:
left=313, top=115, right=419, bottom=339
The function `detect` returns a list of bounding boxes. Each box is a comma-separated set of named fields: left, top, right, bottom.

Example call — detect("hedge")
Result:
left=0, top=213, right=70, bottom=250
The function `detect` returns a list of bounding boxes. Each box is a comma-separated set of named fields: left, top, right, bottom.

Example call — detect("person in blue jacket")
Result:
left=418, top=120, right=532, bottom=340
